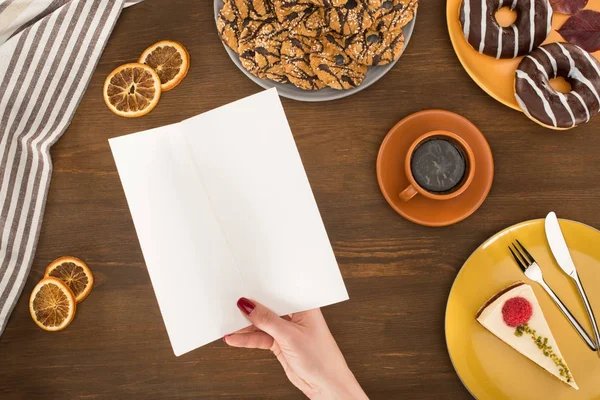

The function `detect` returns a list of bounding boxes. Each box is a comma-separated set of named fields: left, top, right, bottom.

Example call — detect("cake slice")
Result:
left=476, top=282, right=578, bottom=389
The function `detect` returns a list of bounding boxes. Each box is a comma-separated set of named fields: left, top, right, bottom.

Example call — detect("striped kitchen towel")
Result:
left=0, top=0, right=142, bottom=336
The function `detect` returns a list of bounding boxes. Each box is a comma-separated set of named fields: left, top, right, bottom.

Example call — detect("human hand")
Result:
left=224, top=298, right=368, bottom=400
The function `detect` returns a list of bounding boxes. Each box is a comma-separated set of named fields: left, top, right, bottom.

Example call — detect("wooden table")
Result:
left=2, top=0, right=600, bottom=398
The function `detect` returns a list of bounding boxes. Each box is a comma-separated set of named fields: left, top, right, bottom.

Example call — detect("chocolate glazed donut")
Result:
left=515, top=43, right=600, bottom=129
left=459, top=0, right=552, bottom=59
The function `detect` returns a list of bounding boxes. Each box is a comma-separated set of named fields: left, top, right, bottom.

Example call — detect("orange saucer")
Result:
left=376, top=110, right=494, bottom=227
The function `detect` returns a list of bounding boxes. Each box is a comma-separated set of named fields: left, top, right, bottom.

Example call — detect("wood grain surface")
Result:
left=2, top=0, right=600, bottom=398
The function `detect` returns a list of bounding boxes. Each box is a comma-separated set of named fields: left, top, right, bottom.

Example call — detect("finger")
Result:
left=237, top=297, right=291, bottom=340
left=224, top=331, right=274, bottom=350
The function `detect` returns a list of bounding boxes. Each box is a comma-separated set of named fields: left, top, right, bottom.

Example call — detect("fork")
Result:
left=509, top=240, right=597, bottom=351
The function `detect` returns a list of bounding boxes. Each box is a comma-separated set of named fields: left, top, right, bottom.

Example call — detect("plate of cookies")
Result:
left=215, top=0, right=418, bottom=102
left=447, top=0, right=600, bottom=130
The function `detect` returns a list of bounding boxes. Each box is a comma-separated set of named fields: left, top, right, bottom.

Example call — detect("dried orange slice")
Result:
left=29, top=277, right=76, bottom=332
left=103, top=62, right=161, bottom=118
left=138, top=40, right=190, bottom=91
left=44, top=256, right=94, bottom=303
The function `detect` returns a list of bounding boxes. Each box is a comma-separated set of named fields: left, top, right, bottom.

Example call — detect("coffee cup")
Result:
left=399, top=130, right=475, bottom=202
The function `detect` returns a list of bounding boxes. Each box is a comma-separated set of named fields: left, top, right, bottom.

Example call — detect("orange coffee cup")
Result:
left=399, top=130, right=476, bottom=202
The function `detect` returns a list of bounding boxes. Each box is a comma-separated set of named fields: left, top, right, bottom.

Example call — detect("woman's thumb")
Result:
left=237, top=297, right=290, bottom=340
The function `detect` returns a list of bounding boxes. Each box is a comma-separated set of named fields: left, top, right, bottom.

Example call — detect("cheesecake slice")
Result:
left=476, top=282, right=578, bottom=389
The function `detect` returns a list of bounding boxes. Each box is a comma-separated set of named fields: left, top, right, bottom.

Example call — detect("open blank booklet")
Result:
left=109, top=89, right=348, bottom=356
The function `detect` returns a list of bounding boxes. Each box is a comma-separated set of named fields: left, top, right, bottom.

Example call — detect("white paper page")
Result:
left=109, top=89, right=348, bottom=356
left=180, top=89, right=348, bottom=315
left=109, top=125, right=246, bottom=356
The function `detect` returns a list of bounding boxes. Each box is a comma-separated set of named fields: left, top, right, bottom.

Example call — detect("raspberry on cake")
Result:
left=502, top=296, right=533, bottom=327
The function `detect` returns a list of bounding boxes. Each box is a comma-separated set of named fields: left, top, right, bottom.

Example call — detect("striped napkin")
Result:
left=0, top=0, right=141, bottom=336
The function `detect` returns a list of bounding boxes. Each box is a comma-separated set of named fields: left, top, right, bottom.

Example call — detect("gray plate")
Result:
left=214, top=1, right=417, bottom=102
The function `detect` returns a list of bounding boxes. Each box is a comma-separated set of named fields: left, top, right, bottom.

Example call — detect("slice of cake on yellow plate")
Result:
left=476, top=282, right=578, bottom=390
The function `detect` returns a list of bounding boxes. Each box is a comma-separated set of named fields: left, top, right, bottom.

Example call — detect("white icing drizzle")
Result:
left=517, top=69, right=558, bottom=127
left=546, top=1, right=553, bottom=37
left=512, top=25, right=519, bottom=58
left=539, top=47, right=557, bottom=77
left=581, top=50, right=600, bottom=80
left=497, top=28, right=503, bottom=59
left=557, top=43, right=600, bottom=106
left=463, top=0, right=471, bottom=40
left=479, top=0, right=487, bottom=53
left=580, top=50, right=600, bottom=111
left=496, top=0, right=503, bottom=59
left=511, top=0, right=518, bottom=9
left=527, top=56, right=548, bottom=78
left=569, top=67, right=599, bottom=103
left=557, top=93, right=576, bottom=127
left=515, top=93, right=533, bottom=118
left=527, top=55, right=576, bottom=127
left=529, top=0, right=535, bottom=52
left=572, top=91, right=591, bottom=122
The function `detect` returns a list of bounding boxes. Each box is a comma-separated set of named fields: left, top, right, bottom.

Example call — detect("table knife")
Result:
left=545, top=211, right=600, bottom=357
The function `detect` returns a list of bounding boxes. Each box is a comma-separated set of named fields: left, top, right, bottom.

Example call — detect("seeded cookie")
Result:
left=281, top=36, right=325, bottom=90
left=361, top=0, right=385, bottom=18
left=311, top=31, right=348, bottom=59
left=217, top=1, right=247, bottom=52
left=263, top=63, right=289, bottom=83
left=238, top=18, right=288, bottom=63
left=325, top=0, right=374, bottom=36
left=238, top=18, right=289, bottom=83
left=283, top=7, right=329, bottom=38
left=232, top=0, right=274, bottom=20
left=239, top=47, right=290, bottom=83
left=345, top=27, right=404, bottom=66
left=310, top=34, right=367, bottom=89
left=272, top=0, right=312, bottom=23
left=373, top=0, right=417, bottom=31
left=308, top=0, right=349, bottom=6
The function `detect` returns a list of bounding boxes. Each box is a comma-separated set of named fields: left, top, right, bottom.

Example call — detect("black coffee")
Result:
left=410, top=138, right=467, bottom=193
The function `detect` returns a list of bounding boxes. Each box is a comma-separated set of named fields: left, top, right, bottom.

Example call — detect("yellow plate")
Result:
left=446, top=219, right=600, bottom=399
left=447, top=0, right=600, bottom=111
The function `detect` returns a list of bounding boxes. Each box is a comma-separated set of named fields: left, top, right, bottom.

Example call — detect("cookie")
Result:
left=217, top=1, right=247, bottom=52
left=311, top=31, right=348, bottom=59
left=239, top=47, right=289, bottom=83
left=361, top=0, right=385, bottom=18
left=238, top=19, right=289, bottom=83
left=325, top=0, right=374, bottom=36
left=283, top=7, right=329, bottom=38
left=345, top=27, right=404, bottom=65
left=231, top=0, right=274, bottom=20
left=281, top=36, right=325, bottom=90
left=373, top=0, right=417, bottom=31
left=310, top=34, right=367, bottom=89
left=308, top=0, right=349, bottom=6
left=263, top=63, right=289, bottom=83
left=273, top=0, right=312, bottom=22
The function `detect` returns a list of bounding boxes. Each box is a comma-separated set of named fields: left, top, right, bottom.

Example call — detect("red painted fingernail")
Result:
left=237, top=297, right=255, bottom=315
